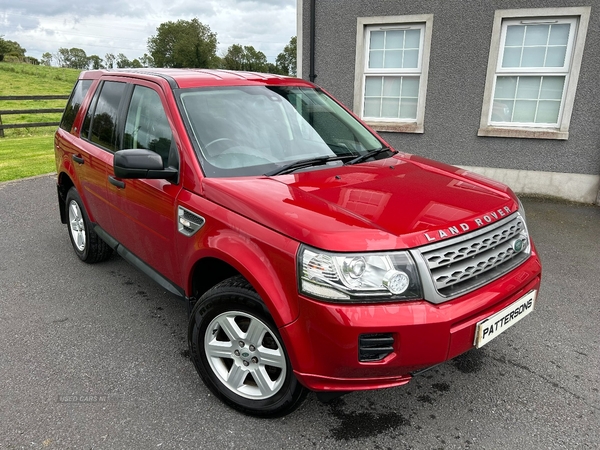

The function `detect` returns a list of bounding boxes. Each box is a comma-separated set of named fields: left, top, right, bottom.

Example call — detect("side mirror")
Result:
left=113, top=149, right=178, bottom=180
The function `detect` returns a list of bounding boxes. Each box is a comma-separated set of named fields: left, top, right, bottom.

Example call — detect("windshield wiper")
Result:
left=344, top=146, right=396, bottom=166
left=265, top=155, right=349, bottom=176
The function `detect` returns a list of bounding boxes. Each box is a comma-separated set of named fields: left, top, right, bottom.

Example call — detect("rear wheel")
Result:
left=65, top=188, right=112, bottom=263
left=188, top=276, right=308, bottom=417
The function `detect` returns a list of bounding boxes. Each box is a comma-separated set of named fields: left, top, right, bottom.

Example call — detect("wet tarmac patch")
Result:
left=417, top=394, right=434, bottom=404
left=431, top=382, right=450, bottom=393
left=452, top=349, right=486, bottom=374
left=328, top=398, right=410, bottom=440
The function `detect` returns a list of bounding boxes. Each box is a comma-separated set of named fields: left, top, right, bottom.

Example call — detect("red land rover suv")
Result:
left=54, top=69, right=542, bottom=417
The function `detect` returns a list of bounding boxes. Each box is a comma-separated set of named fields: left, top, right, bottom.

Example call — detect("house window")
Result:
left=479, top=8, right=590, bottom=140
left=354, top=15, right=433, bottom=133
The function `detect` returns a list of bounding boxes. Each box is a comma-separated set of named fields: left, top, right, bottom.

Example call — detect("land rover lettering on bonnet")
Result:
left=423, top=206, right=514, bottom=242
left=54, top=69, right=542, bottom=417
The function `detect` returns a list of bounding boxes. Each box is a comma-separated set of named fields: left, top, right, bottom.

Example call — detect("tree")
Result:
left=139, top=53, right=154, bottom=68
left=265, top=62, right=282, bottom=75
left=276, top=36, right=297, bottom=76
left=221, top=44, right=244, bottom=70
left=89, top=55, right=103, bottom=70
left=147, top=18, right=218, bottom=68
left=221, top=44, right=268, bottom=72
left=105, top=53, right=115, bottom=69
left=116, top=53, right=131, bottom=68
left=69, top=48, right=89, bottom=69
left=0, top=37, right=6, bottom=61
left=0, top=36, right=26, bottom=62
left=41, top=52, right=53, bottom=66
left=56, top=47, right=89, bottom=69
left=55, top=48, right=69, bottom=67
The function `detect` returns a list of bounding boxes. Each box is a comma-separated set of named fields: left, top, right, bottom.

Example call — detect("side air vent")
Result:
left=359, top=333, right=394, bottom=362
left=178, top=206, right=205, bottom=237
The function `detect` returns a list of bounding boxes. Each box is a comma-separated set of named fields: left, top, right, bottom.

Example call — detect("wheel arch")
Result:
left=188, top=241, right=300, bottom=328
left=190, top=257, right=240, bottom=301
left=57, top=171, right=75, bottom=224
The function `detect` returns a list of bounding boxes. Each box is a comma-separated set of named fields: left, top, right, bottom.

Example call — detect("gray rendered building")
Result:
left=297, top=1, right=599, bottom=204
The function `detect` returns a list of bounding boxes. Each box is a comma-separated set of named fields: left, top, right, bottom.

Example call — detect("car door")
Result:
left=73, top=80, right=127, bottom=232
left=106, top=82, right=183, bottom=285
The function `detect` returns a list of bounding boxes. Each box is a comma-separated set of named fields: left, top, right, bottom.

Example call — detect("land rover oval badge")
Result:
left=513, top=239, right=524, bottom=252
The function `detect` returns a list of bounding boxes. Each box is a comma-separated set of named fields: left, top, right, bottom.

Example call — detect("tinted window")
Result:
left=88, top=81, right=126, bottom=152
left=80, top=86, right=100, bottom=139
left=59, top=79, right=92, bottom=132
left=123, top=86, right=173, bottom=165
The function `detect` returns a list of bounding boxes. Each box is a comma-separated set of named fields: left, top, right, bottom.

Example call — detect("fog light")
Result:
left=359, top=333, right=394, bottom=362
left=382, top=270, right=409, bottom=294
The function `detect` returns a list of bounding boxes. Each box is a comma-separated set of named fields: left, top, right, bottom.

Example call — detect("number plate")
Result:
left=474, top=290, right=537, bottom=348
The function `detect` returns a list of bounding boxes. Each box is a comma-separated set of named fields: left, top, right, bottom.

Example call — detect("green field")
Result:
left=0, top=135, right=55, bottom=182
left=0, top=62, right=79, bottom=181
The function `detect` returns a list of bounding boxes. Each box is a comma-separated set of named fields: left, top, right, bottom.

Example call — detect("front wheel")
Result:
left=188, top=276, right=308, bottom=417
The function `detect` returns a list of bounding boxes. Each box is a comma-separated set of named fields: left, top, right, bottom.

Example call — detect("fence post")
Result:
left=0, top=114, right=4, bottom=138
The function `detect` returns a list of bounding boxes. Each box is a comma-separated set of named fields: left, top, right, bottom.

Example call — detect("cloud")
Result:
left=3, top=13, right=40, bottom=31
left=236, top=0, right=295, bottom=5
left=0, top=1, right=152, bottom=19
left=0, top=0, right=296, bottom=62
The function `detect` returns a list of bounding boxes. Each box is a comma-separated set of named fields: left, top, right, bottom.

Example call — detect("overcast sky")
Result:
left=0, top=0, right=297, bottom=64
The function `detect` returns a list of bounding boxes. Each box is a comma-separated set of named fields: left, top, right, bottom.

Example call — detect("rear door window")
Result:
left=59, top=79, right=92, bottom=132
left=82, top=81, right=126, bottom=152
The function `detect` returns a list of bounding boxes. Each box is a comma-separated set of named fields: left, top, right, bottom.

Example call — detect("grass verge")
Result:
left=0, top=134, right=55, bottom=182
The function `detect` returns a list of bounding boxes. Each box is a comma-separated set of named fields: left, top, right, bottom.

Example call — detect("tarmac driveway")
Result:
left=0, top=174, right=598, bottom=449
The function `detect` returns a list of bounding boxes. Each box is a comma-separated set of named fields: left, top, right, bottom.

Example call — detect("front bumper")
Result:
left=279, top=251, right=541, bottom=392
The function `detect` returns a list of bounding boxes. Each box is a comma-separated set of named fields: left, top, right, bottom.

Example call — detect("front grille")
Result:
left=414, top=213, right=530, bottom=301
left=359, top=333, right=394, bottom=362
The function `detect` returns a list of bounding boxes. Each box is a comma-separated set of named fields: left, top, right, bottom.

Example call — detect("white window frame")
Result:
left=354, top=15, right=433, bottom=134
left=478, top=7, right=590, bottom=140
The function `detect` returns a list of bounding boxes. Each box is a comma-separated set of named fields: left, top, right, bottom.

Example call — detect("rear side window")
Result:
left=84, top=81, right=126, bottom=152
left=59, top=80, right=92, bottom=132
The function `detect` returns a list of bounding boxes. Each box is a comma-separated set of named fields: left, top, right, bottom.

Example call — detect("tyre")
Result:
left=188, top=276, right=308, bottom=417
left=65, top=187, right=112, bottom=263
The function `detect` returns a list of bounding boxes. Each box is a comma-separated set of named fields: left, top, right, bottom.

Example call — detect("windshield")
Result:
left=178, top=85, right=385, bottom=177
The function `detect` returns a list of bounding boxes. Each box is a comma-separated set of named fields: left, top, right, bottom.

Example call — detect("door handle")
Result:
left=72, top=154, right=84, bottom=164
left=108, top=176, right=125, bottom=189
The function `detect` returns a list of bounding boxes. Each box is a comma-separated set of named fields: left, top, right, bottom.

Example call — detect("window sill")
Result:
left=364, top=121, right=424, bottom=134
left=477, top=126, right=568, bottom=140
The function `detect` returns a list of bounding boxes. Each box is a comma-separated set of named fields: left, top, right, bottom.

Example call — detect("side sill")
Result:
left=93, top=225, right=186, bottom=299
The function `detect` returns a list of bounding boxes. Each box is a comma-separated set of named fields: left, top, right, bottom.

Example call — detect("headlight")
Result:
left=298, top=245, right=422, bottom=302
